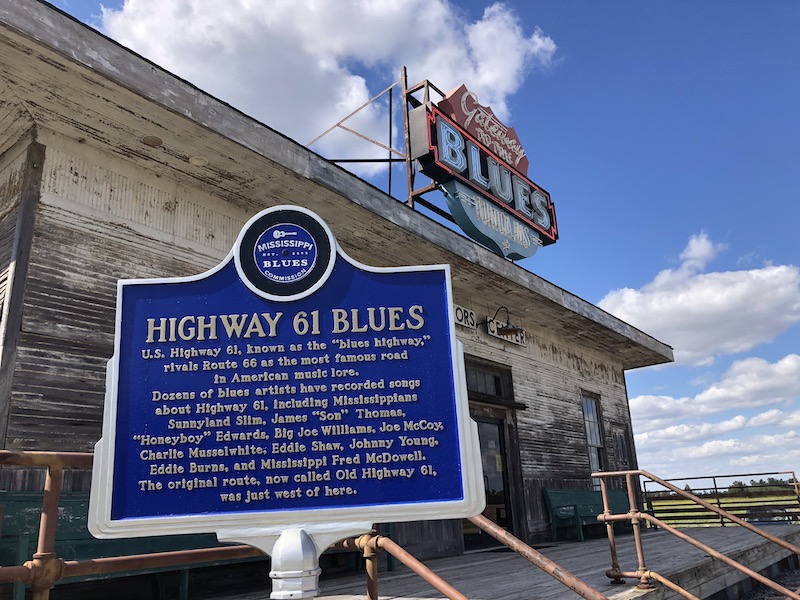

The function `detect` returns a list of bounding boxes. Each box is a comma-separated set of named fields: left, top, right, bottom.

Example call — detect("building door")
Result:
left=463, top=418, right=512, bottom=551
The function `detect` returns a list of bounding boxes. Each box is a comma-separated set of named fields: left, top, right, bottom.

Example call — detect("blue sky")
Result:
left=51, top=1, right=800, bottom=482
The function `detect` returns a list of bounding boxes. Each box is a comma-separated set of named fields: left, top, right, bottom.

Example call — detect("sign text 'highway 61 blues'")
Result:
left=89, top=205, right=484, bottom=545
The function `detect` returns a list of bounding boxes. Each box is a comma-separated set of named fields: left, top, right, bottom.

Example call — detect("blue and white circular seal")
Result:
left=253, top=223, right=318, bottom=284
left=235, top=206, right=336, bottom=301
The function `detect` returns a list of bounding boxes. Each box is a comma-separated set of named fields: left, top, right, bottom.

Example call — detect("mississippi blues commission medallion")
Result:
left=236, top=206, right=336, bottom=301
left=255, top=223, right=317, bottom=283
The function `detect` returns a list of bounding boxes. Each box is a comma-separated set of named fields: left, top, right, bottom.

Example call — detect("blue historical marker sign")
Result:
left=90, top=206, right=484, bottom=538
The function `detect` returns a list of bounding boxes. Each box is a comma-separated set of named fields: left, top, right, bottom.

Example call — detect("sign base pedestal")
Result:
left=217, top=522, right=372, bottom=599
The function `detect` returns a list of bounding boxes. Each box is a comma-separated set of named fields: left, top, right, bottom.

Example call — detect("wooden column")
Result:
left=0, top=141, right=45, bottom=448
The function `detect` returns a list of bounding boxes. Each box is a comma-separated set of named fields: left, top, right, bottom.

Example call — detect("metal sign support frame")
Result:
left=305, top=67, right=450, bottom=220
left=217, top=522, right=372, bottom=598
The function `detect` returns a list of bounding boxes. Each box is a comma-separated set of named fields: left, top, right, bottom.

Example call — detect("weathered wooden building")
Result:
left=0, top=0, right=672, bottom=564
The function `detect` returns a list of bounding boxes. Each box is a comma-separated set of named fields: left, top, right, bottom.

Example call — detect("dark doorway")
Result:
left=463, top=419, right=512, bottom=551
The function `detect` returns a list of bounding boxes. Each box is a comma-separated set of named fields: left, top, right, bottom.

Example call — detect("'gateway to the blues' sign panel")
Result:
left=409, top=84, right=558, bottom=261
left=89, top=206, right=484, bottom=538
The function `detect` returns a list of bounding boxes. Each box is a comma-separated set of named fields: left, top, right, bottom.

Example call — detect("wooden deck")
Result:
left=213, top=525, right=800, bottom=600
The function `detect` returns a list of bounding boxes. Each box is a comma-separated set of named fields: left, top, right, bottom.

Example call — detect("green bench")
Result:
left=0, top=491, right=266, bottom=600
left=542, top=488, right=630, bottom=542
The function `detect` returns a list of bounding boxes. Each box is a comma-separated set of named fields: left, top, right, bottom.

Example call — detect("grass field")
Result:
left=644, top=489, right=800, bottom=527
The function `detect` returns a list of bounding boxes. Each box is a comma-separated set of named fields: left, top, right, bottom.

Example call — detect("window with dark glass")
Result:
left=465, top=362, right=512, bottom=405
left=581, top=393, right=605, bottom=489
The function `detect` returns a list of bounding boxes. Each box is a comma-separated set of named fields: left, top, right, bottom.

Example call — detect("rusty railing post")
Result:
left=625, top=473, right=652, bottom=589
left=640, top=512, right=800, bottom=599
left=712, top=477, right=725, bottom=527
left=361, top=533, right=379, bottom=600
left=402, top=66, right=415, bottom=208
left=28, top=464, right=65, bottom=600
left=598, top=478, right=624, bottom=585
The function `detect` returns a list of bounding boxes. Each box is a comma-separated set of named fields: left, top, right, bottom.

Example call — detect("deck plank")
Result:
left=212, top=525, right=800, bottom=600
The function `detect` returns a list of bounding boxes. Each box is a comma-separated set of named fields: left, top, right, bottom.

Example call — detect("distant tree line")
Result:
left=727, top=477, right=795, bottom=494
left=645, top=477, right=796, bottom=499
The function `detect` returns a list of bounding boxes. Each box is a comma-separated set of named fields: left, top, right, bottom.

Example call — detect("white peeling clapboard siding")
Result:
left=0, top=215, right=15, bottom=315
left=8, top=179, right=243, bottom=450
left=41, top=143, right=247, bottom=254
left=459, top=321, right=631, bottom=539
left=0, top=148, right=27, bottom=318
left=8, top=142, right=249, bottom=450
left=0, top=81, right=35, bottom=158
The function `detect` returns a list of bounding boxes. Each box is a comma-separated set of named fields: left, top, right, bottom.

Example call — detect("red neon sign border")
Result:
left=424, top=106, right=558, bottom=244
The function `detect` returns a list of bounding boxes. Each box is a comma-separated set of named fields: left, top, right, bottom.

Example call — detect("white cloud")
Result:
left=695, top=354, right=800, bottom=410
left=691, top=431, right=799, bottom=459
left=629, top=394, right=705, bottom=424
left=638, top=415, right=747, bottom=444
left=632, top=354, right=800, bottom=432
left=101, top=1, right=556, bottom=174
left=599, top=232, right=800, bottom=366
left=635, top=430, right=800, bottom=478
left=630, top=354, right=800, bottom=476
left=746, top=408, right=786, bottom=427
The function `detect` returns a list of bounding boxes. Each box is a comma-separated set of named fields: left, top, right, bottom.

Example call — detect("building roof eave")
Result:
left=0, top=1, right=674, bottom=371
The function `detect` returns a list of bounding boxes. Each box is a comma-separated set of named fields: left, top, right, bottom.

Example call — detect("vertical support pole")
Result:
left=30, top=465, right=64, bottom=600
left=626, top=474, right=652, bottom=590
left=37, top=466, right=62, bottom=556
left=364, top=535, right=379, bottom=600
left=178, top=569, right=189, bottom=600
left=712, top=477, right=725, bottom=527
left=599, top=478, right=623, bottom=584
left=388, top=85, right=393, bottom=198
left=219, top=522, right=371, bottom=599
left=402, top=66, right=415, bottom=207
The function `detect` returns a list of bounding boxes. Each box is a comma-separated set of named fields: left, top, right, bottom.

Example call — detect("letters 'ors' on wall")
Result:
left=89, top=205, right=485, bottom=539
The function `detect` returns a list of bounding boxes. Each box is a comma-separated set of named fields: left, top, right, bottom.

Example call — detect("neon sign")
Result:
left=410, top=85, right=557, bottom=260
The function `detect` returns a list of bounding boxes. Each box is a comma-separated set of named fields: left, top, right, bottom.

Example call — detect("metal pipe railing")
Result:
left=640, top=512, right=800, bottom=599
left=645, top=570, right=702, bottom=600
left=334, top=534, right=469, bottom=600
left=594, top=469, right=800, bottom=600
left=1, top=451, right=92, bottom=599
left=62, top=546, right=263, bottom=578
left=635, top=469, right=799, bottom=555
left=467, top=514, right=608, bottom=600
left=379, top=536, right=468, bottom=600
left=0, top=449, right=623, bottom=600
left=0, top=450, right=269, bottom=599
